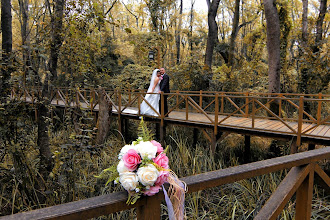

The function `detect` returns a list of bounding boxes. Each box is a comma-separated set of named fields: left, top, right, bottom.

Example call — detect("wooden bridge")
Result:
left=3, top=87, right=330, bottom=219
left=11, top=87, right=330, bottom=153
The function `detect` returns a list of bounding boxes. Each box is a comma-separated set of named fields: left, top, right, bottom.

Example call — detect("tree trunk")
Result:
left=228, top=0, right=240, bottom=67
left=205, top=0, right=221, bottom=70
left=37, top=0, right=65, bottom=180
left=96, top=88, right=111, bottom=145
left=37, top=103, right=53, bottom=178
left=176, top=0, right=183, bottom=64
left=48, top=0, right=65, bottom=83
left=264, top=0, right=281, bottom=94
left=313, top=0, right=327, bottom=53
left=301, top=0, right=308, bottom=46
left=19, top=0, right=31, bottom=87
left=189, top=0, right=195, bottom=57
left=1, top=0, right=12, bottom=99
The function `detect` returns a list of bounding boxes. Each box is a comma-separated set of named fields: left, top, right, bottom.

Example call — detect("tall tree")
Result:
left=205, top=0, right=221, bottom=70
left=175, top=0, right=183, bottom=64
left=264, top=0, right=281, bottom=94
left=1, top=0, right=12, bottom=99
left=18, top=0, right=31, bottom=87
left=313, top=0, right=327, bottom=53
left=228, top=0, right=240, bottom=67
left=48, top=0, right=65, bottom=82
left=37, top=0, right=65, bottom=179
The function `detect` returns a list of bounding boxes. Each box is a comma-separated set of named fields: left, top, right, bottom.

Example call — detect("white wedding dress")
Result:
left=140, top=69, right=160, bottom=116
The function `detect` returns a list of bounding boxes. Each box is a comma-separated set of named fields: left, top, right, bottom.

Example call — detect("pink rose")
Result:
left=151, top=140, right=163, bottom=153
left=153, top=153, right=169, bottom=169
left=155, top=170, right=169, bottom=185
left=122, top=149, right=141, bottom=171
left=143, top=185, right=162, bottom=196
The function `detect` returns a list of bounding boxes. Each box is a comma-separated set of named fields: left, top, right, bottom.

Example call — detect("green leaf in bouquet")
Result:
left=126, top=192, right=141, bottom=205
left=94, top=165, right=119, bottom=186
left=137, top=117, right=154, bottom=141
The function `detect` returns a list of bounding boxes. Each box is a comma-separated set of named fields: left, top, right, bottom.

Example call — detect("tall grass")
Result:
left=0, top=119, right=329, bottom=219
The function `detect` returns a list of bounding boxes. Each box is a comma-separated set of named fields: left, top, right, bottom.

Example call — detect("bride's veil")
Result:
left=147, top=69, right=159, bottom=93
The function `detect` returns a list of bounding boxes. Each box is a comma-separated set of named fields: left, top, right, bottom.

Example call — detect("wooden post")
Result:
left=160, top=92, right=165, bottom=145
left=244, top=135, right=251, bottom=163
left=128, top=89, right=131, bottom=103
left=176, top=90, right=179, bottom=107
left=211, top=94, right=219, bottom=154
left=56, top=90, right=59, bottom=105
left=252, top=98, right=255, bottom=128
left=185, top=95, right=188, bottom=120
left=295, top=165, right=314, bottom=220
left=245, top=92, right=249, bottom=117
left=199, top=90, right=203, bottom=113
left=296, top=96, right=304, bottom=148
left=136, top=193, right=162, bottom=220
left=279, top=94, right=282, bottom=118
left=221, top=92, right=224, bottom=114
left=317, top=93, right=322, bottom=123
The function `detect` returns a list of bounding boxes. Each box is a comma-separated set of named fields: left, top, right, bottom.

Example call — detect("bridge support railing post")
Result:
left=211, top=94, right=219, bottom=154
left=317, top=93, right=322, bottom=123
left=296, top=96, right=304, bottom=148
left=136, top=193, right=162, bottom=220
left=245, top=92, right=249, bottom=117
left=160, top=92, right=165, bottom=145
left=295, top=164, right=314, bottom=220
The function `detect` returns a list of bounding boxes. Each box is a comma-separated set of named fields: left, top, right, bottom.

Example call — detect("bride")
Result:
left=140, top=69, right=161, bottom=116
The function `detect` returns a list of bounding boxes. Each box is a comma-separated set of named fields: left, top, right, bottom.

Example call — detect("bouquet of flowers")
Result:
left=97, top=118, right=186, bottom=219
left=116, top=137, right=170, bottom=203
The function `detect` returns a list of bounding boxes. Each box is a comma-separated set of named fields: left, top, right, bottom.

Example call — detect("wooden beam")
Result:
left=254, top=165, right=311, bottom=220
left=136, top=192, right=162, bottom=220
left=296, top=164, right=314, bottom=220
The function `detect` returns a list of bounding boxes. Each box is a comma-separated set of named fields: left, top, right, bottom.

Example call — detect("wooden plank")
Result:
left=324, top=128, right=330, bottom=138
left=316, top=126, right=330, bottom=137
left=0, top=191, right=144, bottom=220
left=310, top=125, right=327, bottom=136
left=255, top=165, right=311, bottom=220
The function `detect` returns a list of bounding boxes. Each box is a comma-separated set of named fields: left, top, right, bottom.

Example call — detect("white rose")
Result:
left=118, top=144, right=136, bottom=159
left=136, top=141, right=157, bottom=159
left=137, top=164, right=159, bottom=186
left=117, top=160, right=129, bottom=174
left=119, top=172, right=139, bottom=191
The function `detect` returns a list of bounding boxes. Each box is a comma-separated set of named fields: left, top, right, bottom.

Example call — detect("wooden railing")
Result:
left=11, top=87, right=330, bottom=146
left=1, top=147, right=329, bottom=220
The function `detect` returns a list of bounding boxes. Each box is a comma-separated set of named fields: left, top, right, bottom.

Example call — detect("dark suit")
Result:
left=159, top=74, right=170, bottom=116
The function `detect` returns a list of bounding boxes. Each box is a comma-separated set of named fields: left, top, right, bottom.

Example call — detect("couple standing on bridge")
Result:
left=140, top=68, right=170, bottom=117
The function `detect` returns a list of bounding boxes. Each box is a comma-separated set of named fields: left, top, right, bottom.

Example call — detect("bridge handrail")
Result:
left=11, top=87, right=330, bottom=145
left=1, top=147, right=329, bottom=220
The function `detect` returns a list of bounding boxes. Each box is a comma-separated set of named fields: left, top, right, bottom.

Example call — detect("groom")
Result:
left=159, top=67, right=170, bottom=117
